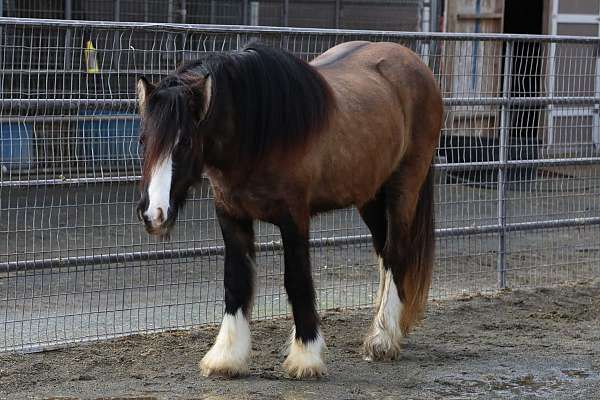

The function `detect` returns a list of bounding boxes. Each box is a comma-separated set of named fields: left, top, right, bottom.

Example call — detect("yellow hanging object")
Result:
left=84, top=40, right=99, bottom=74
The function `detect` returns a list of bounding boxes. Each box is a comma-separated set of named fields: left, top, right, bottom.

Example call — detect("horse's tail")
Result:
left=400, top=166, right=435, bottom=335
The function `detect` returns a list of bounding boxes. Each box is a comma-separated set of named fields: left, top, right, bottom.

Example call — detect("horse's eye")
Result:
left=139, top=136, right=145, bottom=145
left=179, top=136, right=191, bottom=147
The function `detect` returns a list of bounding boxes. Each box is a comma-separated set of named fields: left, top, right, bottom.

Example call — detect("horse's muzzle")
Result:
left=136, top=198, right=175, bottom=237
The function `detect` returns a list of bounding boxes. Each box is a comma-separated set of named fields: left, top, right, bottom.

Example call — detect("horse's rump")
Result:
left=306, top=41, right=442, bottom=211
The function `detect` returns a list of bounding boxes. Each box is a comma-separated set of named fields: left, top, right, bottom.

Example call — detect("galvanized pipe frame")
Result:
left=3, top=215, right=600, bottom=273
left=2, top=96, right=600, bottom=111
left=2, top=17, right=600, bottom=43
left=2, top=156, right=600, bottom=188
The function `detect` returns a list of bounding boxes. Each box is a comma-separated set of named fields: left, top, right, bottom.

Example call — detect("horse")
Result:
left=135, top=40, right=442, bottom=379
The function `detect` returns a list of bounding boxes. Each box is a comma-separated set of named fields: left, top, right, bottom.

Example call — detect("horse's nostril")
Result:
left=137, top=207, right=144, bottom=223
left=157, top=207, right=164, bottom=223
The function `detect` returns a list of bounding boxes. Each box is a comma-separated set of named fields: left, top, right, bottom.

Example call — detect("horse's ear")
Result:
left=200, top=75, right=212, bottom=121
left=136, top=76, right=155, bottom=113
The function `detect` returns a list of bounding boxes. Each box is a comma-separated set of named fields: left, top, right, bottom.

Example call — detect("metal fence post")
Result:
left=497, top=40, right=512, bottom=289
left=181, top=0, right=187, bottom=23
left=250, top=1, right=259, bottom=25
left=210, top=0, right=216, bottom=24
left=242, top=0, right=249, bottom=25
left=64, top=0, right=72, bottom=67
left=114, top=0, right=120, bottom=21
left=283, top=0, right=289, bottom=26
left=168, top=0, right=174, bottom=23
left=335, top=0, right=341, bottom=29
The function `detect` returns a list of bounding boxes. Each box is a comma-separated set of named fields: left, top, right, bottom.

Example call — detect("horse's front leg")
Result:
left=200, top=208, right=255, bottom=377
left=279, top=214, right=326, bottom=379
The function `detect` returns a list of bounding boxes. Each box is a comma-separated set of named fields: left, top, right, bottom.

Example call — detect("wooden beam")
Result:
left=457, top=13, right=503, bottom=20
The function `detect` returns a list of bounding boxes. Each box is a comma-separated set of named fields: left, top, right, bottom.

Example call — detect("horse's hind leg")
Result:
left=363, top=159, right=435, bottom=361
left=360, top=190, right=403, bottom=361
left=200, top=208, right=255, bottom=377
left=358, top=191, right=387, bottom=314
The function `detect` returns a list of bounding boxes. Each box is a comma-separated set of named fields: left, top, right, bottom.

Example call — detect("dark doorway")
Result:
left=504, top=0, right=545, bottom=158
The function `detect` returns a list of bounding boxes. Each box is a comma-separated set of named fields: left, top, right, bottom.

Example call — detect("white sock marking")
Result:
left=283, top=327, right=327, bottom=378
left=364, top=265, right=404, bottom=360
left=378, top=269, right=402, bottom=334
left=145, top=154, right=172, bottom=227
left=200, top=308, right=251, bottom=376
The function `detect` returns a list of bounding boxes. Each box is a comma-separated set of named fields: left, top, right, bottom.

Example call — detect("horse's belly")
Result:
left=309, top=122, right=404, bottom=211
left=310, top=150, right=398, bottom=212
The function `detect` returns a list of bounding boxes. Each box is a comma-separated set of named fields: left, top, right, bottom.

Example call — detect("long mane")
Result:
left=181, top=42, right=335, bottom=160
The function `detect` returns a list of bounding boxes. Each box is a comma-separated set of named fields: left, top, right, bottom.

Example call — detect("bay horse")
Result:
left=136, top=41, right=442, bottom=379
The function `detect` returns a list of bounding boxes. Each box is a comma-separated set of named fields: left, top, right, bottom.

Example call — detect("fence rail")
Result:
left=1, top=18, right=599, bottom=353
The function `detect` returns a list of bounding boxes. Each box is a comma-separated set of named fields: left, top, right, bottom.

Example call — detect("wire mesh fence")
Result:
left=1, top=18, right=599, bottom=352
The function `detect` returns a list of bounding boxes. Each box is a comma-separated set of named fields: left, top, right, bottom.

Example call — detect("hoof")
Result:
left=362, top=326, right=402, bottom=361
left=199, top=350, right=249, bottom=378
left=283, top=333, right=327, bottom=379
left=283, top=352, right=327, bottom=379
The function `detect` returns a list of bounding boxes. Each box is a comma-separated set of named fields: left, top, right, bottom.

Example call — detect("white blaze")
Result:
left=145, top=154, right=173, bottom=227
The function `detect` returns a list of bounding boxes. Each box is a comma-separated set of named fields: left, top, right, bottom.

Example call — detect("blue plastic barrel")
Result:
left=78, top=111, right=140, bottom=163
left=0, top=121, right=33, bottom=169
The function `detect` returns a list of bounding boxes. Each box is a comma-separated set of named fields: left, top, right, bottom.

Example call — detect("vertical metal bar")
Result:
left=0, top=1, right=3, bottom=68
left=497, top=41, right=512, bottom=289
left=210, top=0, right=216, bottom=24
left=64, top=0, right=72, bottom=66
left=242, top=0, right=249, bottom=25
left=143, top=0, right=149, bottom=22
left=64, top=0, right=72, bottom=19
left=168, top=0, right=174, bottom=23
left=283, top=0, right=289, bottom=26
left=335, top=0, right=341, bottom=29
left=250, top=1, right=259, bottom=25
left=430, top=0, right=439, bottom=32
left=181, top=0, right=187, bottom=23
left=114, top=0, right=120, bottom=21
left=421, top=1, right=431, bottom=65
left=421, top=1, right=431, bottom=32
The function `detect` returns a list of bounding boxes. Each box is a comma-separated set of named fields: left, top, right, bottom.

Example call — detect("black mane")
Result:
left=180, top=42, right=334, bottom=160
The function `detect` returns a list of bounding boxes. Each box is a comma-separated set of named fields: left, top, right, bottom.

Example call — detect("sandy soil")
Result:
left=1, top=280, right=599, bottom=400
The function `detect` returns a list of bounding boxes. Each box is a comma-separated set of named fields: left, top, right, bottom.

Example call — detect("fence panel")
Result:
left=1, top=18, right=599, bottom=352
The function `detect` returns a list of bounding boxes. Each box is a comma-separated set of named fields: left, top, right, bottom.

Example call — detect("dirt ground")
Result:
left=1, top=280, right=599, bottom=400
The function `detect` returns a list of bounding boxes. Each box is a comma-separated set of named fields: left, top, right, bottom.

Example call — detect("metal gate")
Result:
left=1, top=18, right=599, bottom=352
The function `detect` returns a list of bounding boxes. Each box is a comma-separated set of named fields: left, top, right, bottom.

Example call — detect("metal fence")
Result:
left=1, top=18, right=599, bottom=353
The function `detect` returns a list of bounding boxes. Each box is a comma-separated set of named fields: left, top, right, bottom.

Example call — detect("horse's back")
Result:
left=313, top=41, right=440, bottom=108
